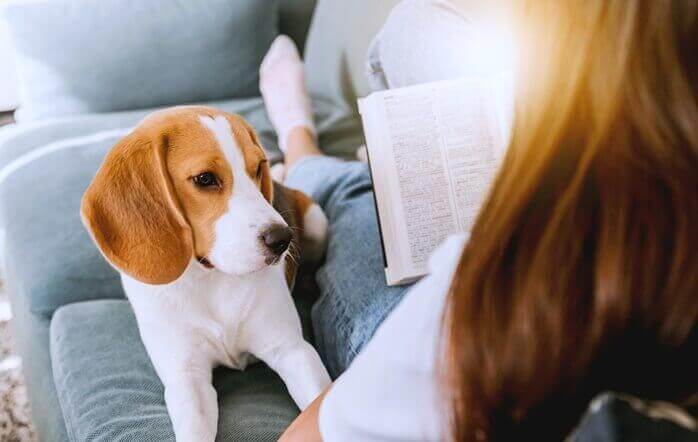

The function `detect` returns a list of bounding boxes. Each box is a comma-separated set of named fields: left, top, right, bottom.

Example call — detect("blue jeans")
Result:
left=285, top=156, right=410, bottom=378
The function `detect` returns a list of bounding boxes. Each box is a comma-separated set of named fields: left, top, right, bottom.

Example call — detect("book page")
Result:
left=379, top=79, right=503, bottom=272
left=437, top=80, right=500, bottom=234
left=382, top=91, right=456, bottom=270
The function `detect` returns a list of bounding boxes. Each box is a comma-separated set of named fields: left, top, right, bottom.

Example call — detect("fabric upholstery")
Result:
left=299, top=0, right=400, bottom=158
left=0, top=98, right=281, bottom=173
left=0, top=138, right=123, bottom=317
left=0, top=0, right=279, bottom=121
left=304, top=0, right=399, bottom=102
left=5, top=272, right=70, bottom=442
left=280, top=0, right=316, bottom=53
left=51, top=300, right=300, bottom=441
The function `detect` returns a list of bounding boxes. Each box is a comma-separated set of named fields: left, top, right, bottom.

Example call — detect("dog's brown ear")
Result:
left=81, top=130, right=193, bottom=284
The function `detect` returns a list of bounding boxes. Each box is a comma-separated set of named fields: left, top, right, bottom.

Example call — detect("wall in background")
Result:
left=0, top=21, right=19, bottom=111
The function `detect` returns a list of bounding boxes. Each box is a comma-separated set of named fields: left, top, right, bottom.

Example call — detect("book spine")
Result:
left=364, top=140, right=389, bottom=270
left=358, top=97, right=389, bottom=270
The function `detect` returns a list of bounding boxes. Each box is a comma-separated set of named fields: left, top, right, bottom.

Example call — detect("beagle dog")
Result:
left=81, top=106, right=331, bottom=441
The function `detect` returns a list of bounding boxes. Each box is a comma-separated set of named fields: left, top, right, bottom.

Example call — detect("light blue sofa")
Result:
left=0, top=0, right=393, bottom=440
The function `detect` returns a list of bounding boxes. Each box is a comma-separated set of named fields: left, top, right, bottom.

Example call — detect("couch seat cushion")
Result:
left=50, top=300, right=299, bottom=442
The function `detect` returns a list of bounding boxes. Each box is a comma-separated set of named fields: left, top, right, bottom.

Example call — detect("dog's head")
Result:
left=81, top=106, right=292, bottom=284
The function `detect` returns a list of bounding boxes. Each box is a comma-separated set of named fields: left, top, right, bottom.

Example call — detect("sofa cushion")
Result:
left=0, top=97, right=281, bottom=173
left=0, top=133, right=124, bottom=317
left=5, top=282, right=70, bottom=442
left=300, top=0, right=399, bottom=158
left=304, top=0, right=399, bottom=102
left=0, top=0, right=279, bottom=122
left=280, top=0, right=316, bottom=53
left=51, top=300, right=300, bottom=441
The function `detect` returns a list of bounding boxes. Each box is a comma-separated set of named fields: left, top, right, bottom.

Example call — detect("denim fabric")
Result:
left=285, top=156, right=412, bottom=377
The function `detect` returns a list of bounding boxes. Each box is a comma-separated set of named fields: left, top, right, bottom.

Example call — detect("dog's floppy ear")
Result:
left=81, top=130, right=193, bottom=284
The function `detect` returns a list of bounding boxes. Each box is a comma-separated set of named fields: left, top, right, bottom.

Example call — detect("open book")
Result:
left=358, top=75, right=513, bottom=285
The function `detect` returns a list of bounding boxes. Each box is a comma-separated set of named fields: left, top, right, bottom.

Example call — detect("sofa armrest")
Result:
left=0, top=128, right=125, bottom=317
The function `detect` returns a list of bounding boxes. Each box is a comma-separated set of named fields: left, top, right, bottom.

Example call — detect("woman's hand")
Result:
left=279, top=387, right=330, bottom=442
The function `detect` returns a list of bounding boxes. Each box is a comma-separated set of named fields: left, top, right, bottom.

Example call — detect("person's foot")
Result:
left=260, top=35, right=316, bottom=153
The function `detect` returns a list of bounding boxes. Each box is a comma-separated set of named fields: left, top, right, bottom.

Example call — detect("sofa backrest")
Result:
left=285, top=0, right=401, bottom=159
left=304, top=0, right=400, bottom=108
left=2, top=0, right=319, bottom=122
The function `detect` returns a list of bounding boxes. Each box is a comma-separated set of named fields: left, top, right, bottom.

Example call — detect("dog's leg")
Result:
left=162, top=371, right=218, bottom=442
left=260, top=340, right=332, bottom=410
left=138, top=325, right=218, bottom=442
left=243, top=285, right=331, bottom=410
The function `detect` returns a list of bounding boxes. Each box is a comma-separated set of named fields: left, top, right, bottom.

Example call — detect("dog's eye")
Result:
left=192, top=172, right=219, bottom=188
left=256, top=160, right=267, bottom=180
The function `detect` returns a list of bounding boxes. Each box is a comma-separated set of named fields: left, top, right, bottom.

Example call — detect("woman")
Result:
left=260, top=0, right=697, bottom=440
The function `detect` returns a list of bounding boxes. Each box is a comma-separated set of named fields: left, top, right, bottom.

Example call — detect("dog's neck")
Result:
left=122, top=257, right=288, bottom=299
left=178, top=257, right=284, bottom=284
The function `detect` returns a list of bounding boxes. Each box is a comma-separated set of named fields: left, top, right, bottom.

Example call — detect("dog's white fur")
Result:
left=116, top=115, right=330, bottom=441
left=202, top=116, right=288, bottom=275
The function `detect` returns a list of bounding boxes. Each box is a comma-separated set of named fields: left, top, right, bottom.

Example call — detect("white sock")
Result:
left=260, top=35, right=316, bottom=152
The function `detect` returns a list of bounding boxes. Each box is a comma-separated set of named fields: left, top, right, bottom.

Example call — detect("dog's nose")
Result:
left=262, top=224, right=293, bottom=255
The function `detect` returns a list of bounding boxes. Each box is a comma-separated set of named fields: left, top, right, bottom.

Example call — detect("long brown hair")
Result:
left=442, top=1, right=697, bottom=440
